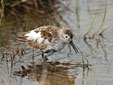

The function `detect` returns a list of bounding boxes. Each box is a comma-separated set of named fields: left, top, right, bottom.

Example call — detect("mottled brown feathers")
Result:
left=34, top=26, right=59, bottom=42
left=26, top=40, right=47, bottom=50
left=12, top=26, right=59, bottom=50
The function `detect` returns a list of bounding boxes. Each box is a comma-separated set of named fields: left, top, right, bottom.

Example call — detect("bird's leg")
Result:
left=41, top=53, right=48, bottom=61
left=41, top=49, right=56, bottom=61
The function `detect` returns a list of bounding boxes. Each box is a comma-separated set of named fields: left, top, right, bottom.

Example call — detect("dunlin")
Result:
left=12, top=26, right=79, bottom=60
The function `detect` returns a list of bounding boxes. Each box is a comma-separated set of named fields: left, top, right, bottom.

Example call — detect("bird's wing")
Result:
left=11, top=26, right=59, bottom=50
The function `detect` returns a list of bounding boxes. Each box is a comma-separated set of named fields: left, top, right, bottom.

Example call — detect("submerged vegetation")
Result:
left=83, top=0, right=107, bottom=39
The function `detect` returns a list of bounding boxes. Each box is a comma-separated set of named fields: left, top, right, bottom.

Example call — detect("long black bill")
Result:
left=70, top=41, right=79, bottom=53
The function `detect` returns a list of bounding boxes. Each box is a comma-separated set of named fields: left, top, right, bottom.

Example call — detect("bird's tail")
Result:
left=11, top=32, right=28, bottom=42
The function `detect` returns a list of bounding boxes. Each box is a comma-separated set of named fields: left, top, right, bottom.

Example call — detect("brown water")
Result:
left=0, top=0, right=113, bottom=85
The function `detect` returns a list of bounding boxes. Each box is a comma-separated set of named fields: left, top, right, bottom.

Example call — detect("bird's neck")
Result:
left=58, top=29, right=64, bottom=39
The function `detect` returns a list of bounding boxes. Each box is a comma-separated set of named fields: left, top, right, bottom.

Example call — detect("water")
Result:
left=0, top=0, right=113, bottom=85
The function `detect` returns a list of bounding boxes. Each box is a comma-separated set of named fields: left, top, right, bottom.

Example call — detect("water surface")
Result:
left=0, top=0, right=113, bottom=85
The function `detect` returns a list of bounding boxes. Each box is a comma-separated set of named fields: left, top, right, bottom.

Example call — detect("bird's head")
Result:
left=60, top=29, right=79, bottom=53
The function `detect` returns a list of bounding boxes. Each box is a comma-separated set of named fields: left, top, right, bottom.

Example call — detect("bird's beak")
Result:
left=70, top=40, right=79, bottom=53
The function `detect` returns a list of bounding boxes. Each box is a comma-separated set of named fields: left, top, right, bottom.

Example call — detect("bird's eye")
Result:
left=65, top=35, right=68, bottom=38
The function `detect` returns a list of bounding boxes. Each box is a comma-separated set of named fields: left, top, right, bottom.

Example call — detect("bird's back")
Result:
left=12, top=26, right=61, bottom=51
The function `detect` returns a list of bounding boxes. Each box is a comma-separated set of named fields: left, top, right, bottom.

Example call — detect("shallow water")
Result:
left=0, top=0, right=113, bottom=85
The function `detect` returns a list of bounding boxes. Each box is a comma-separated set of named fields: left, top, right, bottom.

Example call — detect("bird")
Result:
left=12, top=26, right=79, bottom=60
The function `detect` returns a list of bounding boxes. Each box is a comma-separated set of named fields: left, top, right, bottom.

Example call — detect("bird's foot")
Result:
left=42, top=54, right=48, bottom=62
